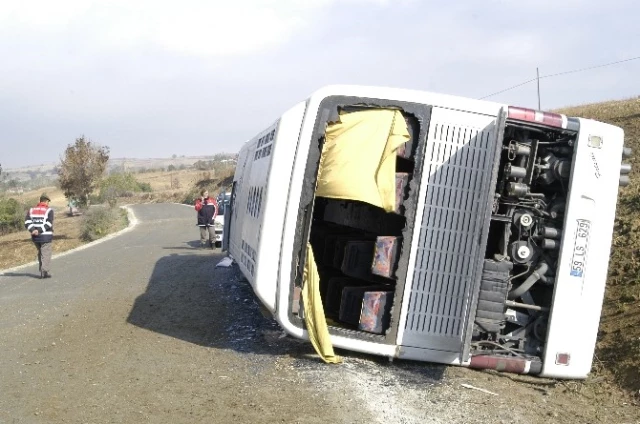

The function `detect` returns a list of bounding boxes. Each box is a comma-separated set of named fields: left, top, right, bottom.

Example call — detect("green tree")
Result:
left=0, top=198, right=26, bottom=234
left=58, top=136, right=110, bottom=207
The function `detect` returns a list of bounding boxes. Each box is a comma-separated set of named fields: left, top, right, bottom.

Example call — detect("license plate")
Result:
left=570, top=219, right=591, bottom=278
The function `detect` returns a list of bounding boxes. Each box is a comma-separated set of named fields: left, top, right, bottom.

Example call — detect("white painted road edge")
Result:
left=0, top=205, right=139, bottom=276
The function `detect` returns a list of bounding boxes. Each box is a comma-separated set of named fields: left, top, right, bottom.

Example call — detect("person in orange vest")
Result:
left=24, top=193, right=54, bottom=278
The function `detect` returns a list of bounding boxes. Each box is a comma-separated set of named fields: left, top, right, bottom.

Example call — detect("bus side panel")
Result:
left=228, top=102, right=307, bottom=312
left=228, top=144, right=257, bottom=283
left=275, top=93, right=327, bottom=338
left=256, top=102, right=307, bottom=312
left=542, top=119, right=624, bottom=378
left=222, top=184, right=233, bottom=251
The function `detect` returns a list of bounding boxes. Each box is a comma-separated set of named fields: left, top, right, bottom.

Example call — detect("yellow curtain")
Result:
left=302, top=243, right=341, bottom=364
left=302, top=109, right=409, bottom=363
left=315, top=109, right=410, bottom=212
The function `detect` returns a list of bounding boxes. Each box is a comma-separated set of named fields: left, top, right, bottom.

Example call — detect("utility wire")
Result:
left=480, top=56, right=640, bottom=100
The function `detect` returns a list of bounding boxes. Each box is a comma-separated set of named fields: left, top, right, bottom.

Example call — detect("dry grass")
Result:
left=119, top=168, right=233, bottom=205
left=134, top=169, right=207, bottom=192
left=0, top=186, right=127, bottom=271
left=116, top=190, right=189, bottom=205
left=0, top=170, right=200, bottom=272
left=556, top=97, right=640, bottom=394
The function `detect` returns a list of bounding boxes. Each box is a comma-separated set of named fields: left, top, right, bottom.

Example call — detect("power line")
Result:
left=540, top=56, right=640, bottom=80
left=479, top=56, right=640, bottom=100
left=479, top=78, right=538, bottom=100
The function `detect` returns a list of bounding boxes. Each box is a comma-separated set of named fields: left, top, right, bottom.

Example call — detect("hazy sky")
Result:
left=1, top=0, right=638, bottom=168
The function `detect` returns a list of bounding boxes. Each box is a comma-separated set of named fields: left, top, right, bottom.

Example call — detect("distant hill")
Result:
left=2, top=154, right=237, bottom=193
left=4, top=155, right=225, bottom=174
left=106, top=156, right=221, bottom=172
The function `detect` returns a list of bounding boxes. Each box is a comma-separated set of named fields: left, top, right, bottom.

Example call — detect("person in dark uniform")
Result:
left=25, top=193, right=54, bottom=278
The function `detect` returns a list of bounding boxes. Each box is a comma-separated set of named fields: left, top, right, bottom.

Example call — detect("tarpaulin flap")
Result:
left=315, top=109, right=410, bottom=212
left=302, top=243, right=342, bottom=364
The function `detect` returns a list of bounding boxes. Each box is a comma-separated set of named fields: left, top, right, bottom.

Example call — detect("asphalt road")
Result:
left=2, top=203, right=630, bottom=424
left=0, top=204, right=453, bottom=424
left=0, top=204, right=368, bottom=423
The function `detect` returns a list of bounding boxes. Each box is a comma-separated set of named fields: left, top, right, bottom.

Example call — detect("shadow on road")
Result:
left=127, top=252, right=446, bottom=384
left=127, top=253, right=307, bottom=357
left=161, top=240, right=212, bottom=250
left=0, top=272, right=41, bottom=278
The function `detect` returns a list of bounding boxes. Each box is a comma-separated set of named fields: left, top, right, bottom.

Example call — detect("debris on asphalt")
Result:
left=216, top=257, right=234, bottom=268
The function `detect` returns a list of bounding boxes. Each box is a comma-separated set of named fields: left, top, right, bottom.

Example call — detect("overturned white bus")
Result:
left=223, top=85, right=631, bottom=379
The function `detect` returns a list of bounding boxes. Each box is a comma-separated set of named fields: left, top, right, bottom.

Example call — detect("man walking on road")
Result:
left=25, top=194, right=54, bottom=279
left=194, top=189, right=218, bottom=249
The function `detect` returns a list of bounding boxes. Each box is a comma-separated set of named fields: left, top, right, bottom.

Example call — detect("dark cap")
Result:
left=40, top=193, right=51, bottom=202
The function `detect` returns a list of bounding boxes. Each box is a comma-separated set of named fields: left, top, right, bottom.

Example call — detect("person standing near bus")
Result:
left=194, top=189, right=218, bottom=249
